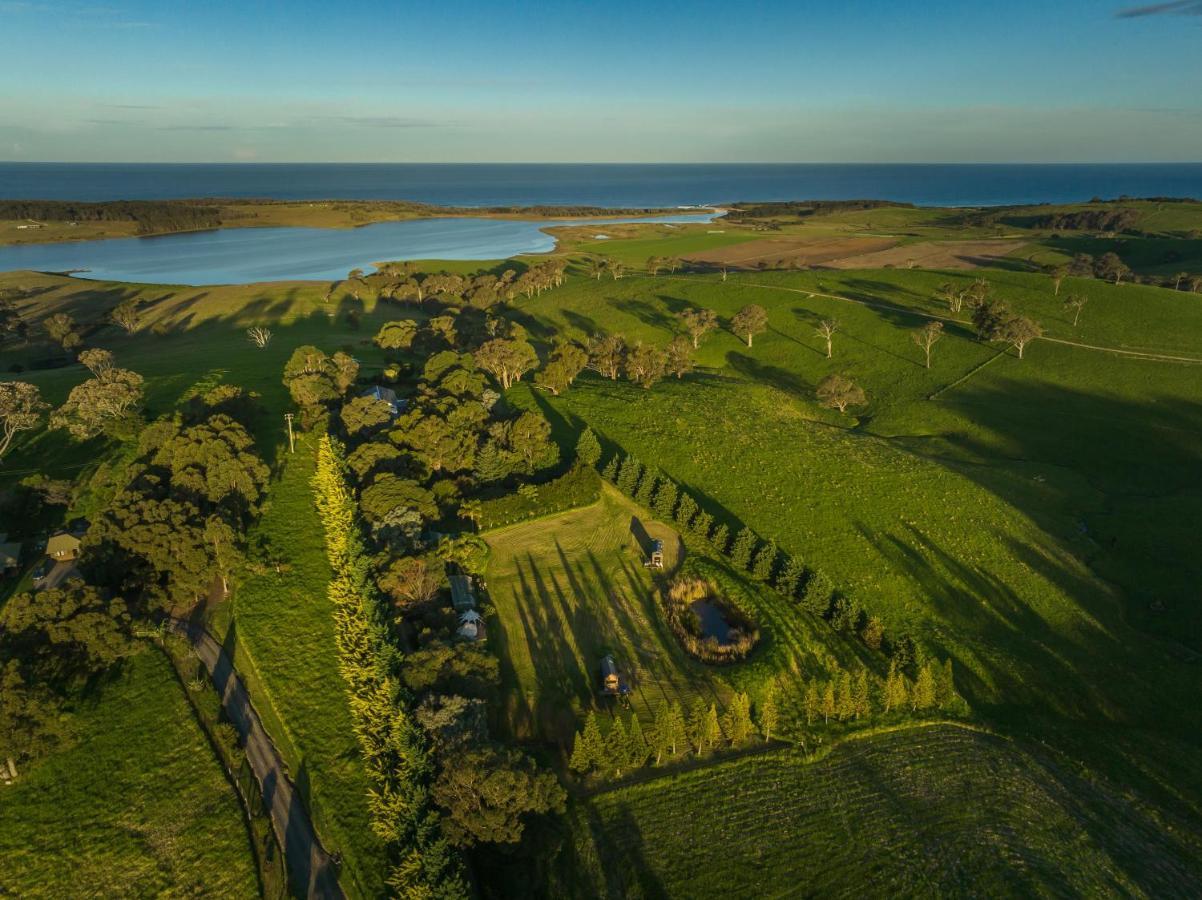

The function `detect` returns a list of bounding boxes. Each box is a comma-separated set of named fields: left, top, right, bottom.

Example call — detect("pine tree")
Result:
left=837, top=671, right=855, bottom=721
left=884, top=661, right=909, bottom=713
left=703, top=703, right=723, bottom=749
left=653, top=480, right=678, bottom=521
left=569, top=730, right=591, bottom=774
left=649, top=706, right=672, bottom=765
left=575, top=428, right=602, bottom=468
left=759, top=682, right=779, bottom=741
left=853, top=669, right=871, bottom=720
left=616, top=455, right=643, bottom=496
left=675, top=493, right=699, bottom=530
left=804, top=680, right=819, bottom=725
left=913, top=663, right=937, bottom=711
left=725, top=693, right=754, bottom=745
left=607, top=717, right=629, bottom=778
left=730, top=526, right=758, bottom=571
left=688, top=699, right=709, bottom=755
left=775, top=556, right=805, bottom=599
left=690, top=510, right=713, bottom=542
left=937, top=658, right=958, bottom=709
left=752, top=539, right=778, bottom=582
left=601, top=455, right=619, bottom=482
left=627, top=715, right=650, bottom=769
left=636, top=468, right=659, bottom=507
left=580, top=710, right=605, bottom=769
left=821, top=680, right=836, bottom=724
left=801, top=569, right=833, bottom=616
left=665, top=702, right=687, bottom=757
left=709, top=523, right=730, bottom=555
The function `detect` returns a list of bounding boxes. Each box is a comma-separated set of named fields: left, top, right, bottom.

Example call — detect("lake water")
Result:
left=691, top=599, right=735, bottom=645
left=4, top=162, right=1202, bottom=208
left=0, top=212, right=715, bottom=285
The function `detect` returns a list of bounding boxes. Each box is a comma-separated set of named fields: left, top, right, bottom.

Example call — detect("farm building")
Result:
left=448, top=566, right=477, bottom=612
left=46, top=532, right=81, bottom=561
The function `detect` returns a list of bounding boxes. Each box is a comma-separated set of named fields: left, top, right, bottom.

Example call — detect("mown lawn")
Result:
left=567, top=724, right=1202, bottom=898
left=213, top=434, right=387, bottom=899
left=0, top=650, right=259, bottom=897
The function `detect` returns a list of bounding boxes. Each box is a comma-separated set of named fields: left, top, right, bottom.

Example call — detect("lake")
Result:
left=0, top=212, right=715, bottom=285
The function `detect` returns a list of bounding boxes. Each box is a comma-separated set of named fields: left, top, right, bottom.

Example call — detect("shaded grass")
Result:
left=0, top=650, right=259, bottom=897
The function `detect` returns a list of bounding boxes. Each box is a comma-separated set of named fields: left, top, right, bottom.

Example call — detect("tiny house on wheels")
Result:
left=599, top=655, right=630, bottom=696
left=646, top=539, right=664, bottom=569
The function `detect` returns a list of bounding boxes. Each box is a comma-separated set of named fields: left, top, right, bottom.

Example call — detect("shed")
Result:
left=46, top=532, right=81, bottom=561
left=448, top=567, right=476, bottom=612
left=0, top=539, right=20, bottom=573
left=646, top=538, right=664, bottom=569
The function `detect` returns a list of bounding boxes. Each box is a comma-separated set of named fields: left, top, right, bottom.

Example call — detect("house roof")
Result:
left=362, top=385, right=399, bottom=404
left=46, top=532, right=81, bottom=556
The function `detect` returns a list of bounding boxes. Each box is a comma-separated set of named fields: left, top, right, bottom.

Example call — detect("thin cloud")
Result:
left=323, top=115, right=446, bottom=129
left=106, top=104, right=161, bottom=110
left=158, top=124, right=236, bottom=132
left=1116, top=1, right=1202, bottom=17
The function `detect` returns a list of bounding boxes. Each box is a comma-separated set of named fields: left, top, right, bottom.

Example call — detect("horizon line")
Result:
left=4, top=160, right=1202, bottom=167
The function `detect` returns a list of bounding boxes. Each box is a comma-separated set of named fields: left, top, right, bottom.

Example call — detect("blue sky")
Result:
left=2, top=0, right=1201, bottom=162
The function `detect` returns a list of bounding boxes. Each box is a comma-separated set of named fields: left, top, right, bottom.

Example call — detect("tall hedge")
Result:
left=475, top=464, right=601, bottom=531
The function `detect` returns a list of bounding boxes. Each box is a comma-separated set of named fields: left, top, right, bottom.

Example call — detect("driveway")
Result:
left=36, top=560, right=79, bottom=591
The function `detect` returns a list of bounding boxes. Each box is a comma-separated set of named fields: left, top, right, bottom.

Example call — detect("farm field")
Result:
left=567, top=725, right=1202, bottom=898
left=0, top=650, right=259, bottom=897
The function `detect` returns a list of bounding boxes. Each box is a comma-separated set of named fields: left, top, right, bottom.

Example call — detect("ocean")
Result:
left=2, top=163, right=1202, bottom=208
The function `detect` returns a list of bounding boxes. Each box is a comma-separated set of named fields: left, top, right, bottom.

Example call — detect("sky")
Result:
left=2, top=0, right=1201, bottom=163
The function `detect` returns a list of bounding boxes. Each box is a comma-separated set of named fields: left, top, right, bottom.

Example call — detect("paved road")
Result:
left=168, top=618, right=343, bottom=900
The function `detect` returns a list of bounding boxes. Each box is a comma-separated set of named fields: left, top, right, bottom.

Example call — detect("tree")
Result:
left=674, top=493, right=698, bottom=530
left=815, top=319, right=838, bottom=358
left=51, top=366, right=144, bottom=440
left=379, top=556, right=443, bottom=612
left=475, top=338, right=538, bottom=390
left=1049, top=264, right=1068, bottom=297
left=730, top=526, right=757, bottom=571
left=804, top=681, right=819, bottom=725
left=1097, top=251, right=1131, bottom=285
left=626, top=716, right=649, bottom=770
left=569, top=730, right=591, bottom=774
left=751, top=539, right=778, bottom=582
left=635, top=469, right=659, bottom=507
left=606, top=717, right=629, bottom=777
left=860, top=615, right=884, bottom=651
left=801, top=569, right=833, bottom=616
left=731, top=304, right=768, bottom=347
left=575, top=428, right=602, bottom=468
left=999, top=316, right=1042, bottom=359
left=884, top=661, right=909, bottom=713
left=535, top=341, right=588, bottom=395
left=678, top=307, right=718, bottom=348
left=911, top=321, right=943, bottom=368
left=575, top=711, right=605, bottom=773
left=971, top=297, right=1011, bottom=340
left=662, top=702, right=687, bottom=758
left=853, top=669, right=871, bottom=719
left=340, top=395, right=393, bottom=439
left=709, top=522, right=730, bottom=555
left=0, top=382, right=48, bottom=462
left=653, top=479, right=678, bottom=521
left=246, top=326, right=272, bottom=348
left=1063, top=293, right=1088, bottom=327
left=647, top=255, right=666, bottom=276
left=374, top=319, right=418, bottom=351
left=913, top=663, right=937, bottom=710
left=585, top=256, right=606, bottom=280
left=110, top=299, right=141, bottom=334
left=648, top=707, right=673, bottom=765
left=1173, top=271, right=1188, bottom=291
left=587, top=334, right=625, bottom=380
left=432, top=745, right=566, bottom=847
left=625, top=342, right=667, bottom=389
left=665, top=335, right=695, bottom=379
left=78, top=348, right=115, bottom=377
left=724, top=693, right=754, bottom=746
left=836, top=671, right=855, bottom=721
left=616, top=454, right=643, bottom=496
left=816, top=374, right=866, bottom=414
left=821, top=680, right=836, bottom=723
left=758, top=684, right=779, bottom=741
left=937, top=658, right=959, bottom=709
left=775, top=555, right=806, bottom=599
left=936, top=281, right=965, bottom=313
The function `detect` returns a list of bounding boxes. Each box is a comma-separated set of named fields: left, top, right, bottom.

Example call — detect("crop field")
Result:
left=0, top=650, right=259, bottom=897
left=567, top=724, right=1202, bottom=899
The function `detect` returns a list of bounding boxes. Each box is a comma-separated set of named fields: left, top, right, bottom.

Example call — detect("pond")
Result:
left=0, top=211, right=716, bottom=286
left=690, top=599, right=736, bottom=646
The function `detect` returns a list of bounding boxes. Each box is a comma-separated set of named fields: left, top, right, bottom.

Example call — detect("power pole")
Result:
left=284, top=412, right=295, bottom=454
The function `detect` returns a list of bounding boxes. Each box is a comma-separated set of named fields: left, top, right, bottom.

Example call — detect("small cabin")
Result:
left=646, top=539, right=664, bottom=570
left=600, top=656, right=620, bottom=694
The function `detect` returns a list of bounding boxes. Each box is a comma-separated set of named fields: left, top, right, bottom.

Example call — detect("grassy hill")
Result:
left=0, top=650, right=259, bottom=897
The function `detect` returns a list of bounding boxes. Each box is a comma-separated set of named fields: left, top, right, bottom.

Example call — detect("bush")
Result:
left=475, top=465, right=601, bottom=530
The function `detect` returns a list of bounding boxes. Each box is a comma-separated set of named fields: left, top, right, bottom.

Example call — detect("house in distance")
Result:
left=45, top=532, right=81, bottom=562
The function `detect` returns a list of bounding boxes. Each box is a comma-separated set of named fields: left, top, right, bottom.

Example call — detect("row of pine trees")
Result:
left=593, top=441, right=923, bottom=668
left=313, top=436, right=467, bottom=897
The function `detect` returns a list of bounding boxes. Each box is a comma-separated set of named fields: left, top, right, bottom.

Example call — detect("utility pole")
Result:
left=284, top=412, right=295, bottom=454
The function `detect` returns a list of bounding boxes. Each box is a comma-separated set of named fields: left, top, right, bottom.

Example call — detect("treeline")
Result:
left=0, top=200, right=223, bottom=234
left=313, top=436, right=466, bottom=896
left=469, top=464, right=600, bottom=531
left=1031, top=208, right=1140, bottom=232
left=726, top=199, right=913, bottom=223
left=338, top=258, right=566, bottom=311
left=595, top=443, right=926, bottom=674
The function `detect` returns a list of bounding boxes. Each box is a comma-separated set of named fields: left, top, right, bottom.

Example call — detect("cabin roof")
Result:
left=46, top=532, right=81, bottom=556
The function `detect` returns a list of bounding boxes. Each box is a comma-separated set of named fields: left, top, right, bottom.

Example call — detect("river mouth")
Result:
left=0, top=211, right=717, bottom=286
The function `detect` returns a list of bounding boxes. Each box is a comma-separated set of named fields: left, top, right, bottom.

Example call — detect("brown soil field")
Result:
left=684, top=235, right=899, bottom=268
left=822, top=238, right=1028, bottom=270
